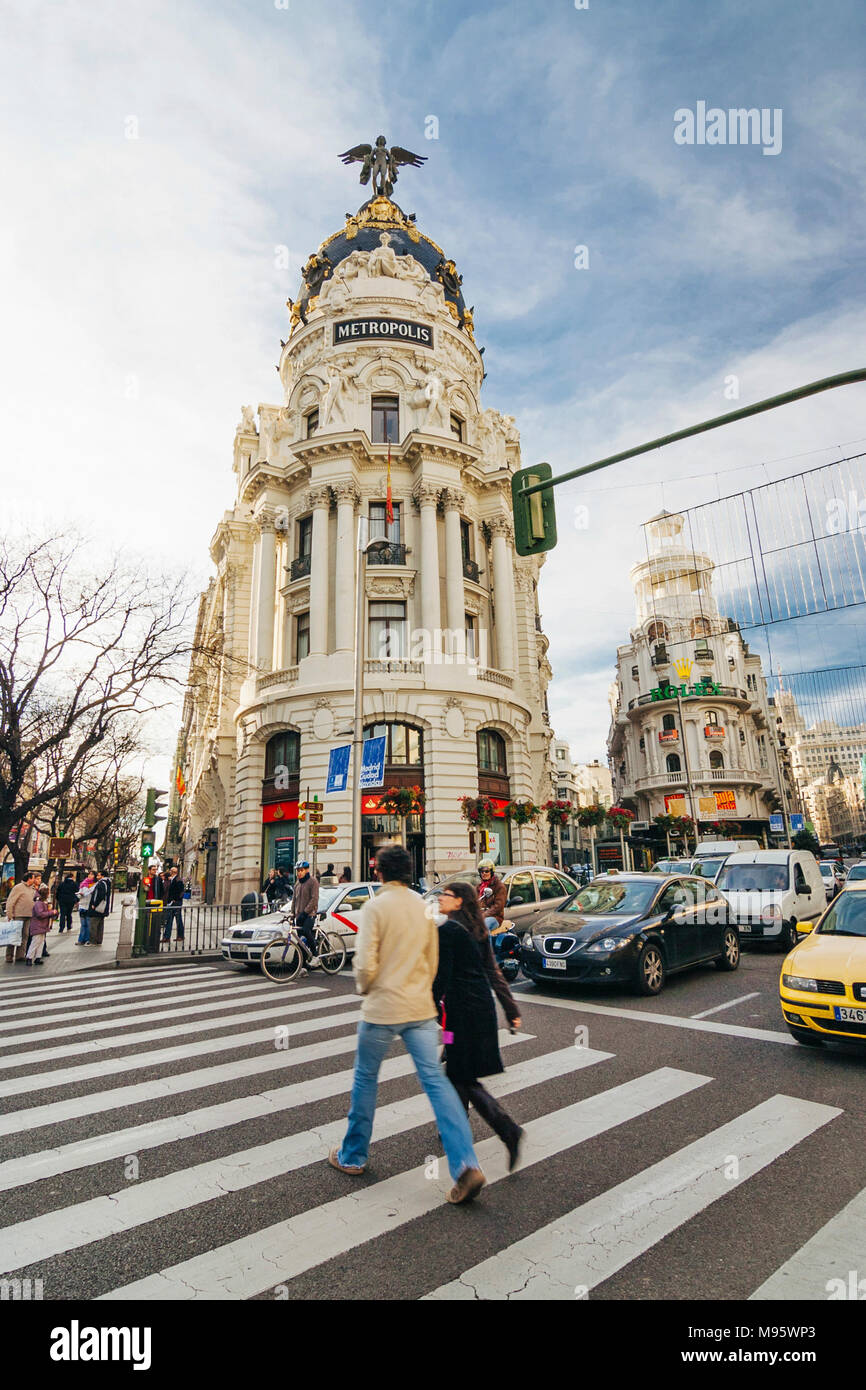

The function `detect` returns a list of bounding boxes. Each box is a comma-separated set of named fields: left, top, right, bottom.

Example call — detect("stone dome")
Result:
left=290, top=194, right=471, bottom=334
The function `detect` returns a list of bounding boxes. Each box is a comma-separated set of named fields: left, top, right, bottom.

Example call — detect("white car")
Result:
left=715, top=850, right=826, bottom=951
left=220, top=881, right=380, bottom=969
left=818, top=860, right=846, bottom=901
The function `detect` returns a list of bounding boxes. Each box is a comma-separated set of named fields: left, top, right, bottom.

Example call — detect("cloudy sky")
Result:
left=3, top=0, right=864, bottom=782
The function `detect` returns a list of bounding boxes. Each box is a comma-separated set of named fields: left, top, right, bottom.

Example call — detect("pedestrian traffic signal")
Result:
left=145, top=788, right=169, bottom=826
left=141, top=829, right=155, bottom=859
left=512, top=463, right=557, bottom=556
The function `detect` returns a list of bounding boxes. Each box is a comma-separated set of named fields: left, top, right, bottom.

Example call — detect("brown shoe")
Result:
left=446, top=1167, right=487, bottom=1204
left=328, top=1148, right=366, bottom=1175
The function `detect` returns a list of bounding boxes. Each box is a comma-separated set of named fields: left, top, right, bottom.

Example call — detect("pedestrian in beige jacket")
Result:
left=329, top=844, right=486, bottom=1205
left=5, top=874, right=40, bottom=963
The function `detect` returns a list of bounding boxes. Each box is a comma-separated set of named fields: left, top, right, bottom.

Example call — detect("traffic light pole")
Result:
left=513, top=369, right=866, bottom=553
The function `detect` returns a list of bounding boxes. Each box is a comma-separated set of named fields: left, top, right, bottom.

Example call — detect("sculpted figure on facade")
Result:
left=238, top=405, right=257, bottom=436
left=367, top=231, right=401, bottom=279
left=319, top=363, right=357, bottom=429
left=409, top=367, right=451, bottom=432
left=475, top=407, right=509, bottom=469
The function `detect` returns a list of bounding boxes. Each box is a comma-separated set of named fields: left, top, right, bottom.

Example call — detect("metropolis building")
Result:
left=170, top=155, right=554, bottom=900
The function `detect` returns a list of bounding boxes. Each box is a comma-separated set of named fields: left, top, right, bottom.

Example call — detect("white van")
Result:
left=715, top=850, right=826, bottom=951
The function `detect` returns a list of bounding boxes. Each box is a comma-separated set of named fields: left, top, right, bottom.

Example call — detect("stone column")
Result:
left=414, top=482, right=441, bottom=655
left=333, top=482, right=360, bottom=652
left=254, top=512, right=277, bottom=671
left=490, top=517, right=516, bottom=674
left=308, top=486, right=332, bottom=657
left=442, top=488, right=466, bottom=643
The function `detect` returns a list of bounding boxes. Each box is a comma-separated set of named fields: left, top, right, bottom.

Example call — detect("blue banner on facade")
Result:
left=326, top=744, right=351, bottom=794
left=360, top=736, right=387, bottom=790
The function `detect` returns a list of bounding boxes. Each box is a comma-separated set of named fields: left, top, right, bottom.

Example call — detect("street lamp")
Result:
left=352, top=522, right=391, bottom=882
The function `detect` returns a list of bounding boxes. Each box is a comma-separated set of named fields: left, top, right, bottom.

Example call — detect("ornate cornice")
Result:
left=366, top=572, right=415, bottom=600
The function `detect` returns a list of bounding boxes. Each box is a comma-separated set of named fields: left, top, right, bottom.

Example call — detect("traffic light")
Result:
left=145, top=788, right=169, bottom=826
left=512, top=463, right=557, bottom=557
left=141, top=829, right=155, bottom=859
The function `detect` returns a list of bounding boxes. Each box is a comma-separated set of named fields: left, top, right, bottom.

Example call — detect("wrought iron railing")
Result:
left=463, top=557, right=480, bottom=582
left=367, top=543, right=407, bottom=566
left=289, top=554, right=311, bottom=580
left=137, top=901, right=267, bottom=955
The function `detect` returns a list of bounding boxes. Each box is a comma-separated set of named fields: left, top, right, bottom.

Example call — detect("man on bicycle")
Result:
left=293, top=861, right=320, bottom=961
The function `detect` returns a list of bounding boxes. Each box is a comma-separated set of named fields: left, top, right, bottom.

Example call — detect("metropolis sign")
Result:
left=333, top=317, right=434, bottom=347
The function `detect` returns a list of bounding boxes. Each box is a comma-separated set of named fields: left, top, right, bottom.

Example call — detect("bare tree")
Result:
left=0, top=535, right=203, bottom=882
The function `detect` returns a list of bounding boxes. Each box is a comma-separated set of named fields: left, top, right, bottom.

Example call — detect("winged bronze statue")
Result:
left=339, top=135, right=427, bottom=199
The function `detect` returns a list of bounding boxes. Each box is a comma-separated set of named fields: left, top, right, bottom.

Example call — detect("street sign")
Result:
left=49, top=837, right=72, bottom=858
left=769, top=813, right=784, bottom=833
left=311, top=836, right=337, bottom=847
left=326, top=744, right=351, bottom=794
left=301, top=801, right=321, bottom=810
left=315, top=824, right=338, bottom=833
left=790, top=812, right=805, bottom=833
left=360, top=736, right=387, bottom=790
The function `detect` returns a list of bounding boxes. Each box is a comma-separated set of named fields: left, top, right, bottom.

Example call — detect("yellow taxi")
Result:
left=780, top=880, right=866, bottom=1046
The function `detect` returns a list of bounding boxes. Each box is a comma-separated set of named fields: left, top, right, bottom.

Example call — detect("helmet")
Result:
left=478, top=860, right=495, bottom=871
left=297, top=861, right=310, bottom=870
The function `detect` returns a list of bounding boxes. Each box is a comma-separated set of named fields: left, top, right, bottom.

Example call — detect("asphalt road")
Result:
left=1, top=946, right=865, bottom=1302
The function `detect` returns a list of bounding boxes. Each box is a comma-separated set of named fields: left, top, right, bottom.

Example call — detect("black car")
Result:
left=520, top=873, right=740, bottom=996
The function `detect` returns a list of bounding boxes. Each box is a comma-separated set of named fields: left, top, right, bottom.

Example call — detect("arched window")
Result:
left=477, top=728, right=508, bottom=775
left=691, top=616, right=712, bottom=638
left=705, top=710, right=719, bottom=726
left=363, top=722, right=423, bottom=767
left=265, top=731, right=300, bottom=778
left=666, top=753, right=681, bottom=773
left=647, top=621, right=669, bottom=644
left=662, top=713, right=677, bottom=732
left=710, top=750, right=724, bottom=769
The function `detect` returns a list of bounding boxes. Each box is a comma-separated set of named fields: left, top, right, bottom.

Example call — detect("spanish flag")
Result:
left=176, top=766, right=186, bottom=798
left=385, top=442, right=393, bottom=526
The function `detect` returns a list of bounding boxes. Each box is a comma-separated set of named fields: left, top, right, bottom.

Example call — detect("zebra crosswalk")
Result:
left=0, top=964, right=856, bottom=1300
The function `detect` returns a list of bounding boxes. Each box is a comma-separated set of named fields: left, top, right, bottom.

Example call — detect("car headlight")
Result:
left=761, top=904, right=783, bottom=922
left=586, top=935, right=633, bottom=954
left=252, top=928, right=282, bottom=941
left=782, top=974, right=818, bottom=991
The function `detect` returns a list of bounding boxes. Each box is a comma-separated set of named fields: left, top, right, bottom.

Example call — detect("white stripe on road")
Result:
left=426, top=1094, right=841, bottom=1300
left=0, top=1030, right=548, bottom=1192
left=2, top=982, right=323, bottom=1051
left=0, top=1035, right=548, bottom=1269
left=0, top=964, right=225, bottom=1001
left=0, top=1009, right=363, bottom=1134
left=514, top=990, right=795, bottom=1045
left=691, top=992, right=760, bottom=1019
left=750, top=1187, right=866, bottom=1299
left=0, top=990, right=328, bottom=1070
left=99, top=1066, right=708, bottom=1301
left=0, top=975, right=253, bottom=1028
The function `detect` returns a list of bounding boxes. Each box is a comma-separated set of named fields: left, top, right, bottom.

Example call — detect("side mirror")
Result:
left=796, top=921, right=814, bottom=935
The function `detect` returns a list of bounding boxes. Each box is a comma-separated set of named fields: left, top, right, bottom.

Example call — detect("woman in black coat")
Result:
left=432, top=881, right=524, bottom=1170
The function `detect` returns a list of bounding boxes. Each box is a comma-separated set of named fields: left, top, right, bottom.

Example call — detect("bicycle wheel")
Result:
left=260, top=936, right=304, bottom=982
left=316, top=931, right=346, bottom=974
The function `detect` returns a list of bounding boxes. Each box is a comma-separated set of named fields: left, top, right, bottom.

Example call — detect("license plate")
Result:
left=738, top=923, right=751, bottom=933
left=834, top=1006, right=866, bottom=1023
left=543, top=958, right=567, bottom=971
left=229, top=949, right=248, bottom=958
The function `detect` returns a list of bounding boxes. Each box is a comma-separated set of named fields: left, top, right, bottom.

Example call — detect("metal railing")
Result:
left=289, top=554, right=312, bottom=580
left=463, top=557, right=481, bottom=583
left=137, top=902, right=257, bottom=955
left=367, top=542, right=407, bottom=566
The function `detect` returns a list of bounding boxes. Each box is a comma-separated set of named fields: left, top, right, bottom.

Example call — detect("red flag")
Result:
left=385, top=443, right=394, bottom=526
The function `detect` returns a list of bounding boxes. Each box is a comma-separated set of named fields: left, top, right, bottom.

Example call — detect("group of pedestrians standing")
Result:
left=330, top=846, right=523, bottom=1205
left=3, top=867, right=112, bottom=964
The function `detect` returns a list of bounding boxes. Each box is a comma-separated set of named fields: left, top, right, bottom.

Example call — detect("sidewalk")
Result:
left=2, top=894, right=133, bottom=979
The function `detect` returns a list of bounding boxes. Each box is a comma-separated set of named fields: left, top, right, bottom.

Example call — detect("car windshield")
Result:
left=846, top=865, right=866, bottom=881
left=692, top=859, right=726, bottom=878
left=817, top=893, right=866, bottom=937
left=562, top=880, right=658, bottom=916
left=819, top=864, right=834, bottom=878
left=318, top=887, right=341, bottom=912
left=717, top=863, right=789, bottom=892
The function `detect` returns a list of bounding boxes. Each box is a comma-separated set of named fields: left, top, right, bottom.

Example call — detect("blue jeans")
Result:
left=76, top=911, right=90, bottom=944
left=338, top=1018, right=480, bottom=1181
